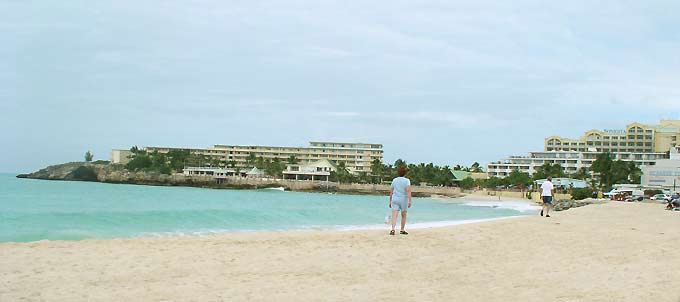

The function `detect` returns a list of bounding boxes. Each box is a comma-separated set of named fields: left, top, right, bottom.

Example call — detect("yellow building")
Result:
left=145, top=141, right=383, bottom=174
left=545, top=120, right=680, bottom=153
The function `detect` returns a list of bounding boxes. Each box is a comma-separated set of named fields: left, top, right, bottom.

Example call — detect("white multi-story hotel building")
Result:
left=488, top=150, right=665, bottom=178
left=641, top=146, right=680, bottom=191
left=488, top=119, right=679, bottom=178
left=142, top=141, right=383, bottom=174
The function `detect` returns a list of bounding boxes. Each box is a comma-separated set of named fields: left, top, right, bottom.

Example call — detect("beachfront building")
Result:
left=641, top=146, right=680, bottom=191
left=183, top=167, right=246, bottom=178
left=487, top=150, right=665, bottom=178
left=282, top=159, right=335, bottom=181
left=246, top=167, right=267, bottom=178
left=451, top=171, right=489, bottom=182
left=544, top=120, right=680, bottom=153
left=487, top=119, right=680, bottom=178
left=110, top=149, right=132, bottom=165
left=144, top=141, right=383, bottom=175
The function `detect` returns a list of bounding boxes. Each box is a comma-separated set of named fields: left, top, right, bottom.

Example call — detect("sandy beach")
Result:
left=2, top=202, right=679, bottom=302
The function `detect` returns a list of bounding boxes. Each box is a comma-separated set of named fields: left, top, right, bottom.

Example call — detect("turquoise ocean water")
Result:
left=0, top=174, right=532, bottom=242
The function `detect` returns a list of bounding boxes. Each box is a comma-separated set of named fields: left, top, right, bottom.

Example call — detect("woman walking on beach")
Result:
left=389, top=166, right=412, bottom=235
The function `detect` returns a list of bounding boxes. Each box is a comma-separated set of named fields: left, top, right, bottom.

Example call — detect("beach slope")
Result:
left=1, top=202, right=679, bottom=302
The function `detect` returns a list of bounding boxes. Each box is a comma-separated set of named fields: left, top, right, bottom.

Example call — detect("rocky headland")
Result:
left=16, top=162, right=461, bottom=197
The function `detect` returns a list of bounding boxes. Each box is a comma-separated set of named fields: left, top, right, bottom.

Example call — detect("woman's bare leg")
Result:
left=400, top=211, right=407, bottom=231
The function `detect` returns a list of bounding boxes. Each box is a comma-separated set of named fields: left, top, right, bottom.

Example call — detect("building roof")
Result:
left=246, top=167, right=266, bottom=175
left=451, top=170, right=471, bottom=181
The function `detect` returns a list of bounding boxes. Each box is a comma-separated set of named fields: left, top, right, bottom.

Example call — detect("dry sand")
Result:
left=2, top=202, right=679, bottom=302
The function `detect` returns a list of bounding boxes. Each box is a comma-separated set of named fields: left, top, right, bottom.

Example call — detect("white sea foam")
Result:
left=462, top=200, right=540, bottom=213
left=137, top=217, right=524, bottom=238
left=335, top=216, right=522, bottom=232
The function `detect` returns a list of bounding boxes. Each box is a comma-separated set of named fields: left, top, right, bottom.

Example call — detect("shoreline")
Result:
left=2, top=202, right=678, bottom=301
left=0, top=207, right=533, bottom=244
left=1, top=216, right=530, bottom=245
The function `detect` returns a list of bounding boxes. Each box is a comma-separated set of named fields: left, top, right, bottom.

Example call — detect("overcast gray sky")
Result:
left=2, top=1, right=680, bottom=173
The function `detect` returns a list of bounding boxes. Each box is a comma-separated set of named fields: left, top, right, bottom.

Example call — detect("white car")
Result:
left=651, top=194, right=671, bottom=201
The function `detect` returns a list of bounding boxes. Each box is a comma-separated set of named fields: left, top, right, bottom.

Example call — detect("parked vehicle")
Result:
left=650, top=194, right=671, bottom=201
left=624, top=195, right=644, bottom=202
left=608, top=189, right=644, bottom=201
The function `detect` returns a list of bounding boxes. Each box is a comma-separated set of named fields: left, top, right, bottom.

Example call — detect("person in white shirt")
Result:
left=540, top=177, right=554, bottom=217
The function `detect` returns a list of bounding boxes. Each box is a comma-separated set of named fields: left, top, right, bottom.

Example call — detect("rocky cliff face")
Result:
left=19, top=163, right=188, bottom=184
left=17, top=163, right=275, bottom=189
left=17, top=162, right=103, bottom=181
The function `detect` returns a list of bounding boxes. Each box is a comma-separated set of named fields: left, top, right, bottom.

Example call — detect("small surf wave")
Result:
left=335, top=216, right=522, bottom=231
left=462, top=201, right=540, bottom=213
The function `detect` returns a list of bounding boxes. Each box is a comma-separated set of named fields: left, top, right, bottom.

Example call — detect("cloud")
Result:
left=2, top=0, right=680, bottom=172
left=324, top=111, right=507, bottom=129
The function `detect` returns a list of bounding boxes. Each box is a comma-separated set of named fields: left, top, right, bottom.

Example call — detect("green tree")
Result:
left=84, top=151, right=93, bottom=162
left=627, top=161, right=642, bottom=184
left=330, top=161, right=354, bottom=183
left=287, top=155, right=299, bottom=165
left=129, top=146, right=144, bottom=155
left=357, top=172, right=371, bottom=183
left=506, top=169, right=532, bottom=189
left=571, top=188, right=594, bottom=200
left=166, top=149, right=191, bottom=171
left=484, top=176, right=504, bottom=189
left=571, top=167, right=590, bottom=180
left=433, top=166, right=454, bottom=186
left=265, top=158, right=285, bottom=178
left=470, top=162, right=483, bottom=173
left=246, top=153, right=258, bottom=168
left=255, top=156, right=266, bottom=169
left=459, top=177, right=475, bottom=190
left=533, top=163, right=565, bottom=180
left=126, top=154, right=152, bottom=171
left=370, top=159, right=384, bottom=184
left=591, top=153, right=614, bottom=190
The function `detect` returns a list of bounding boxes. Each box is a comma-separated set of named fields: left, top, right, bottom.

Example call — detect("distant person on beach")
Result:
left=540, top=177, right=554, bottom=217
left=389, top=166, right=412, bottom=235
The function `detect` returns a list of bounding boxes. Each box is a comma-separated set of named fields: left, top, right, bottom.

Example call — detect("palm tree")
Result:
left=627, top=162, right=642, bottom=184
left=246, top=153, right=257, bottom=168
left=470, top=162, right=483, bottom=173
left=287, top=155, right=300, bottom=165
left=370, top=159, right=384, bottom=183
